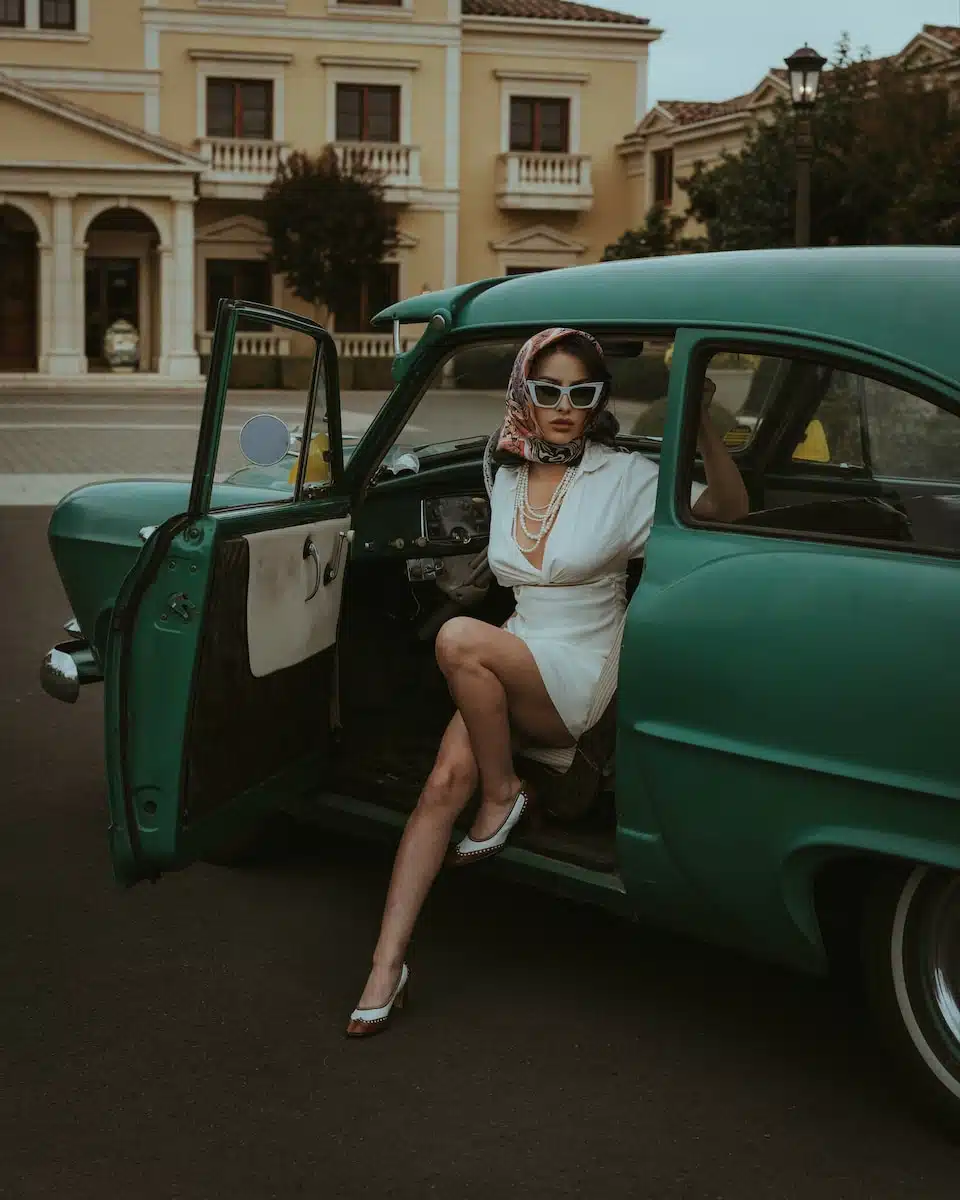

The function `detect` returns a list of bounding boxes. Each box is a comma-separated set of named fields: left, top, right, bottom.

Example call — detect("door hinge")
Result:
left=166, top=592, right=196, bottom=623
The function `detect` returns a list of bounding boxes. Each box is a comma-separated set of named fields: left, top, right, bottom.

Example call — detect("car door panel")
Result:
left=244, top=516, right=351, bottom=677
left=182, top=512, right=348, bottom=830
left=104, top=300, right=348, bottom=886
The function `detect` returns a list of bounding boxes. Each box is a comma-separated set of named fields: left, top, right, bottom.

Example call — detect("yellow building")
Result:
left=618, top=22, right=960, bottom=242
left=0, top=0, right=658, bottom=378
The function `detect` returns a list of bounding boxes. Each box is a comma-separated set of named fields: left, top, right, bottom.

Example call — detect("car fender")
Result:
left=781, top=826, right=960, bottom=965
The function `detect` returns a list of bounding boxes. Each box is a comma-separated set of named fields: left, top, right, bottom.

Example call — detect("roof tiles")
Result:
left=923, top=24, right=960, bottom=48
left=656, top=93, right=754, bottom=126
left=462, top=0, right=648, bottom=25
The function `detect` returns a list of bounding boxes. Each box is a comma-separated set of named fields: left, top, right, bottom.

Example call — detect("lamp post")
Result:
left=784, top=44, right=827, bottom=248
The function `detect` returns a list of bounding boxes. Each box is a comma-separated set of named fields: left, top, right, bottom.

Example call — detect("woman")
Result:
left=346, top=327, right=749, bottom=1035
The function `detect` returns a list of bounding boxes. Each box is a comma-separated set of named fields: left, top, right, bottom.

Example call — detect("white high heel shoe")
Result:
left=346, top=963, right=410, bottom=1038
left=448, top=786, right=530, bottom=866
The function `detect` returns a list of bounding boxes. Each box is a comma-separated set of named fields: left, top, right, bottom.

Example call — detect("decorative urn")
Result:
left=103, top=319, right=140, bottom=373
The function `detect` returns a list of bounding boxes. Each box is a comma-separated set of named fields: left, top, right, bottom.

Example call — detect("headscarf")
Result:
left=496, top=327, right=609, bottom=467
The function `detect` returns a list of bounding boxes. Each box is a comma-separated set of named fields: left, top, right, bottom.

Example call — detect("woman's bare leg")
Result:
left=351, top=713, right=478, bottom=1013
left=435, top=616, right=572, bottom=840
left=351, top=617, right=571, bottom=1014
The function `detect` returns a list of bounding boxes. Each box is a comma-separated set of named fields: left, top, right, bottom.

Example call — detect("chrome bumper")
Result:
left=41, top=632, right=104, bottom=704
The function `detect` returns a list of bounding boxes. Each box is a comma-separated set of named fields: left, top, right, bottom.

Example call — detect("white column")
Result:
left=444, top=43, right=460, bottom=192
left=635, top=54, right=649, bottom=123
left=443, top=208, right=458, bottom=289
left=441, top=209, right=458, bottom=388
left=442, top=40, right=460, bottom=300
left=157, top=244, right=174, bottom=374
left=160, top=199, right=201, bottom=378
left=36, top=240, right=53, bottom=374
left=72, top=238, right=87, bottom=373
left=47, top=194, right=86, bottom=376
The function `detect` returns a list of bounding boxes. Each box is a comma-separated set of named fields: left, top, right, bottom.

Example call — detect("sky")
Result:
left=615, top=1, right=960, bottom=107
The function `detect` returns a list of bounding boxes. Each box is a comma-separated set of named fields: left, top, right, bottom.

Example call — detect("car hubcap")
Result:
left=929, top=876, right=960, bottom=1047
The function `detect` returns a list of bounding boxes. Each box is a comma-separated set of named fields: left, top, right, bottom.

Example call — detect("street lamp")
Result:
left=784, top=44, right=827, bottom=248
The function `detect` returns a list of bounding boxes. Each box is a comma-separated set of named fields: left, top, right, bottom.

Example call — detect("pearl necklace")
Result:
left=513, top=462, right=578, bottom=553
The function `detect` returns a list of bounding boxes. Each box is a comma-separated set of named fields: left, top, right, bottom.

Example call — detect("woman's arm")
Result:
left=691, top=388, right=750, bottom=523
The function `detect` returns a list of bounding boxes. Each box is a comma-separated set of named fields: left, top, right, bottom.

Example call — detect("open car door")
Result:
left=103, top=300, right=352, bottom=886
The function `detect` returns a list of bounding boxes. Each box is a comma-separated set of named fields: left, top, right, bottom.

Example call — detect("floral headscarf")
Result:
left=496, top=327, right=609, bottom=467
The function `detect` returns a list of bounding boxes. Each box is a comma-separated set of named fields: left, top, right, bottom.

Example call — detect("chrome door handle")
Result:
left=323, top=529, right=353, bottom=585
left=304, top=538, right=321, bottom=602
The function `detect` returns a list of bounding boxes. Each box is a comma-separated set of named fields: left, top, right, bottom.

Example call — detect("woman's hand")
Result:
left=699, top=377, right=716, bottom=422
left=692, top=377, right=749, bottom=523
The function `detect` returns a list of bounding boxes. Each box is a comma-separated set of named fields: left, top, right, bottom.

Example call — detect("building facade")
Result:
left=0, top=0, right=658, bottom=377
left=618, top=23, right=960, bottom=242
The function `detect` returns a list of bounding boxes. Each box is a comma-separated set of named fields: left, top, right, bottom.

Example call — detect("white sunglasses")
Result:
left=525, top=379, right=606, bottom=410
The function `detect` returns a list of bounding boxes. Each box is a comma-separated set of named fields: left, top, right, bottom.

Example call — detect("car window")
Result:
left=791, top=369, right=865, bottom=468
left=782, top=368, right=960, bottom=483
left=210, top=313, right=331, bottom=509
left=387, top=333, right=758, bottom=461
left=645, top=349, right=780, bottom=453
left=388, top=335, right=683, bottom=459
left=682, top=347, right=960, bottom=558
left=389, top=340, right=525, bottom=458
left=863, top=377, right=960, bottom=483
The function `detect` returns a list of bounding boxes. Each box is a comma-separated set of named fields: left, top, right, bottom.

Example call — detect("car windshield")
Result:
left=380, top=335, right=684, bottom=463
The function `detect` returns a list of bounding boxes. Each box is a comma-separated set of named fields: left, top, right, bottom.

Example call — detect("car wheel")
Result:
left=201, top=812, right=297, bottom=868
left=861, top=863, right=960, bottom=1136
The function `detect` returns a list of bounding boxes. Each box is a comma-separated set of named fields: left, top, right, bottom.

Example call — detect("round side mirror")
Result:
left=239, top=413, right=291, bottom=466
left=391, top=452, right=421, bottom=476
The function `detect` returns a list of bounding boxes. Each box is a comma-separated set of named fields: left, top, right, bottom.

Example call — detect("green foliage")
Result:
left=681, top=34, right=960, bottom=249
left=262, top=147, right=397, bottom=318
left=602, top=203, right=705, bottom=261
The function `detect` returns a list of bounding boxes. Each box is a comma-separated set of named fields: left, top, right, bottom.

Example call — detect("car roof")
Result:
left=375, top=247, right=960, bottom=388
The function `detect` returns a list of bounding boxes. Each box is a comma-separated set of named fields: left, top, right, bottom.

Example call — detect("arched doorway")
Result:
left=0, top=205, right=39, bottom=371
left=84, top=207, right=161, bottom=371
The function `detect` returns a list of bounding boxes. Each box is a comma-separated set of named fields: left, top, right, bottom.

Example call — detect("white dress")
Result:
left=487, top=442, right=706, bottom=740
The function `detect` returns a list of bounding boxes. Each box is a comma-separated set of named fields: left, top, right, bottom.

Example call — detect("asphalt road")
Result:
left=2, top=506, right=959, bottom=1199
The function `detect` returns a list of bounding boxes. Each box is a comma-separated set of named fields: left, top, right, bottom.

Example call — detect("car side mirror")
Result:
left=239, top=413, right=291, bottom=467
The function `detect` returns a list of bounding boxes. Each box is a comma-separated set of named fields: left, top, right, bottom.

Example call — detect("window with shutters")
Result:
left=205, top=260, right=273, bottom=332
left=653, top=149, right=674, bottom=206
left=509, top=97, right=570, bottom=153
left=336, top=263, right=399, bottom=332
left=206, top=79, right=274, bottom=140
left=40, top=0, right=75, bottom=28
left=335, top=84, right=400, bottom=143
left=0, top=0, right=24, bottom=27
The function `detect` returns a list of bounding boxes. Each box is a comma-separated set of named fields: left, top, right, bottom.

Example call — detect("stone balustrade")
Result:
left=332, top=141, right=422, bottom=202
left=496, top=151, right=593, bottom=211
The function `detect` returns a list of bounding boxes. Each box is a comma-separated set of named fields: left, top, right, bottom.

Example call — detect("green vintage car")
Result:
left=43, top=249, right=960, bottom=1132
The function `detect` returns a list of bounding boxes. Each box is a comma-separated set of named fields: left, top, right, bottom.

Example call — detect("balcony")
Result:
left=196, top=331, right=293, bottom=357
left=332, top=331, right=414, bottom=359
left=332, top=141, right=422, bottom=204
left=195, top=331, right=415, bottom=360
left=196, top=137, right=290, bottom=200
left=496, top=152, right=593, bottom=212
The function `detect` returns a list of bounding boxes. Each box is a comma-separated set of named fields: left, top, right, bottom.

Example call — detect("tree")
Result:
left=680, top=35, right=960, bottom=250
left=602, top=202, right=703, bottom=260
left=262, top=146, right=397, bottom=320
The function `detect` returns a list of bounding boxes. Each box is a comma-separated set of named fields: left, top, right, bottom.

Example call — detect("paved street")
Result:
left=3, top=504, right=960, bottom=1198
left=0, top=387, right=652, bottom=505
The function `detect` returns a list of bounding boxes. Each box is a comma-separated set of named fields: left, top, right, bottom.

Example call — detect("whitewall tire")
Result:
left=862, top=863, right=960, bottom=1136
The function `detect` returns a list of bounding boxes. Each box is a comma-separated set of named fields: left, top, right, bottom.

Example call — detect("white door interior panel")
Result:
left=244, top=517, right=352, bottom=678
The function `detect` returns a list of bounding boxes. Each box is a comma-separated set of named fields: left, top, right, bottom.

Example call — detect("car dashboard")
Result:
left=352, top=487, right=491, bottom=560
